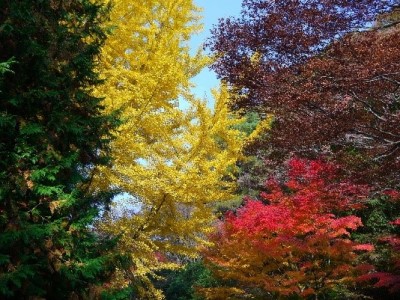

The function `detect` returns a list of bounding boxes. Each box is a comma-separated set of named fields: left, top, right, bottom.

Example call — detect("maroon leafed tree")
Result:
left=208, top=0, right=400, bottom=187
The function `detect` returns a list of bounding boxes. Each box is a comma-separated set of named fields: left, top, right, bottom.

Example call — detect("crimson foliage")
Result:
left=204, top=158, right=372, bottom=298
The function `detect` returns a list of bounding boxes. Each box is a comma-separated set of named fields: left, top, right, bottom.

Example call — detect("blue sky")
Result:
left=190, top=0, right=242, bottom=100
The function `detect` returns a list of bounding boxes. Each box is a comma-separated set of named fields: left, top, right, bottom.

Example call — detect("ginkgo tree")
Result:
left=92, top=0, right=249, bottom=297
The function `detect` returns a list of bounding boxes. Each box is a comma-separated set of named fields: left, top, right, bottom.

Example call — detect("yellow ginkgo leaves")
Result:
left=93, top=0, right=249, bottom=297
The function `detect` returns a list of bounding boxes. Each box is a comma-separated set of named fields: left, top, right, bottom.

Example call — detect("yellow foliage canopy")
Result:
left=93, top=0, right=247, bottom=297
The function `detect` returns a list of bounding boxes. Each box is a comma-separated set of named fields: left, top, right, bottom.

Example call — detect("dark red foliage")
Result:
left=265, top=24, right=400, bottom=186
left=208, top=1, right=400, bottom=187
left=208, top=0, right=395, bottom=108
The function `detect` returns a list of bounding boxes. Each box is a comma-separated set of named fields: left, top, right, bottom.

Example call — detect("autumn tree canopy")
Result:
left=202, top=158, right=373, bottom=299
left=208, top=0, right=400, bottom=187
left=92, top=0, right=248, bottom=297
left=208, top=0, right=396, bottom=108
left=2, top=0, right=400, bottom=298
left=205, top=1, right=400, bottom=298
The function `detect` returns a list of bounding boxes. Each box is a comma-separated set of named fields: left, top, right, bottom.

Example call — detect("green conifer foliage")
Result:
left=0, top=1, right=118, bottom=298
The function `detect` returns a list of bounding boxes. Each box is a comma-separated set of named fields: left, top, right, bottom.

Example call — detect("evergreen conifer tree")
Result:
left=0, top=1, right=118, bottom=298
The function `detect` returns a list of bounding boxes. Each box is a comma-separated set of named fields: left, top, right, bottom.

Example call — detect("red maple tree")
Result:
left=203, top=158, right=372, bottom=298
